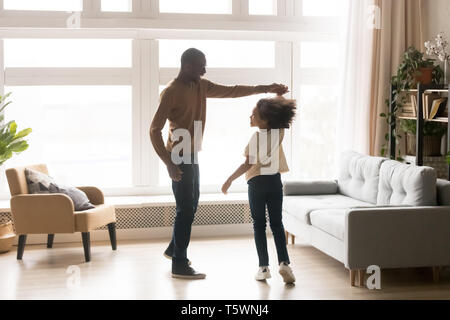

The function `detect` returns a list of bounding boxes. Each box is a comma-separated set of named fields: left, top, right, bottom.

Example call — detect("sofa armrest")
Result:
left=77, top=186, right=104, bottom=205
left=345, top=206, right=450, bottom=270
left=283, top=180, right=338, bottom=196
left=11, top=194, right=75, bottom=234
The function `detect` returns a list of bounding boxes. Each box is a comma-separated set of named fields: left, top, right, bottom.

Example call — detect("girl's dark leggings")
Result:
left=247, top=173, right=290, bottom=267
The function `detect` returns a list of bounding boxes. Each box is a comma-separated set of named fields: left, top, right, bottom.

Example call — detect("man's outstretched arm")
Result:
left=205, top=80, right=288, bottom=98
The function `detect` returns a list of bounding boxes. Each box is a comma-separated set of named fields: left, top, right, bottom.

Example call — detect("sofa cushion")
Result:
left=437, top=179, right=450, bottom=206
left=283, top=180, right=338, bottom=196
left=377, top=160, right=437, bottom=206
left=338, top=151, right=387, bottom=204
left=283, top=194, right=374, bottom=225
left=309, top=209, right=347, bottom=241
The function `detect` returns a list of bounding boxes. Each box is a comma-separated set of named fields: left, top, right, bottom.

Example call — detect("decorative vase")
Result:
left=0, top=221, right=16, bottom=254
left=445, top=60, right=449, bottom=85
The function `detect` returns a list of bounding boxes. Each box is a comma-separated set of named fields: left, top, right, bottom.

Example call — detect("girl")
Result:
left=222, top=96, right=297, bottom=284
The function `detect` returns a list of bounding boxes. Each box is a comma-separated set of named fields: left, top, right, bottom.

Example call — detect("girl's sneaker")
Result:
left=279, top=262, right=296, bottom=284
left=255, top=266, right=271, bottom=281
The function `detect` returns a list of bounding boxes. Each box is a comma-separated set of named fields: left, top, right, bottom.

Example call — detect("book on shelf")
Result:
left=398, top=102, right=415, bottom=117
left=429, top=97, right=448, bottom=119
left=423, top=93, right=441, bottom=119
left=410, top=95, right=417, bottom=117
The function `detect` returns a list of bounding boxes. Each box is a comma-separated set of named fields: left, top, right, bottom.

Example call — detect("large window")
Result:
left=302, top=0, right=345, bottom=16
left=2, top=39, right=133, bottom=192
left=4, top=86, right=132, bottom=187
left=3, top=0, right=82, bottom=11
left=101, top=0, right=132, bottom=12
left=0, top=0, right=344, bottom=197
left=159, top=40, right=275, bottom=69
left=5, top=39, right=131, bottom=68
left=249, top=0, right=277, bottom=15
left=159, top=0, right=232, bottom=14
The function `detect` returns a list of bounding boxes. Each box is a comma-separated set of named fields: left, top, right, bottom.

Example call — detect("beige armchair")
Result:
left=5, top=164, right=117, bottom=262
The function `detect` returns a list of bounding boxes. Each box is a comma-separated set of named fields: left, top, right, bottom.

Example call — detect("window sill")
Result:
left=0, top=192, right=249, bottom=211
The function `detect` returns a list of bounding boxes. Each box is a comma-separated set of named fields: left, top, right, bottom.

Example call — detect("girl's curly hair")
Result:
left=256, top=98, right=297, bottom=129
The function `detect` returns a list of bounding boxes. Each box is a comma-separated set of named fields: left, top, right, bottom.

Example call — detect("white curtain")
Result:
left=336, top=0, right=375, bottom=158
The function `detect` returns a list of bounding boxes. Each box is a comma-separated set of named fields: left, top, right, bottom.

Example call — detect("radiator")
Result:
left=0, top=203, right=253, bottom=230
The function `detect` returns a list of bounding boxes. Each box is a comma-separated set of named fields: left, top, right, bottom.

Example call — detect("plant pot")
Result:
left=0, top=221, right=16, bottom=254
left=414, top=67, right=433, bottom=85
left=407, top=133, right=443, bottom=156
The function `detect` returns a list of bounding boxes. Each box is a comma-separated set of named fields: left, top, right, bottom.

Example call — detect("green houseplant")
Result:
left=0, top=93, right=32, bottom=164
left=0, top=92, right=32, bottom=254
left=380, top=46, right=444, bottom=159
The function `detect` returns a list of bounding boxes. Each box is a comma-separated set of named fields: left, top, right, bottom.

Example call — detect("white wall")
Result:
left=424, top=0, right=450, bottom=44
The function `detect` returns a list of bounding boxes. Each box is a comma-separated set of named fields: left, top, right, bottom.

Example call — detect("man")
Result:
left=150, top=48, right=288, bottom=279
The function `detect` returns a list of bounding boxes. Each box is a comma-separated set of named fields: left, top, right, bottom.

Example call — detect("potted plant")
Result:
left=0, top=92, right=32, bottom=254
left=400, top=119, right=447, bottom=156
left=380, top=46, right=443, bottom=159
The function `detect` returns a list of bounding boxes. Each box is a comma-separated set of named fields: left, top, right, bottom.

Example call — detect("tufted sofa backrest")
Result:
left=377, top=160, right=437, bottom=206
left=338, top=151, right=387, bottom=204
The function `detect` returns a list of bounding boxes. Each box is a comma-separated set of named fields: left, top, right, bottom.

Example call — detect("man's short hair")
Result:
left=181, top=48, right=205, bottom=66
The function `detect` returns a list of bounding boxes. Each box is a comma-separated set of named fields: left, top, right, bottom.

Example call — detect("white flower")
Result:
left=425, top=32, right=450, bottom=62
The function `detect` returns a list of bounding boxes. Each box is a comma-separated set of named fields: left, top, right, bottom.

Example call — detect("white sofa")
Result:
left=282, top=151, right=450, bottom=287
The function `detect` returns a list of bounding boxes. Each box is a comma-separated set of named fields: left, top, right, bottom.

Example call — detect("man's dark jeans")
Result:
left=248, top=173, right=290, bottom=267
left=166, top=154, right=199, bottom=266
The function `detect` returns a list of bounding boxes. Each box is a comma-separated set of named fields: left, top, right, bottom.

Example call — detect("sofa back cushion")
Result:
left=377, top=160, right=437, bottom=206
left=437, top=179, right=450, bottom=206
left=338, top=151, right=386, bottom=204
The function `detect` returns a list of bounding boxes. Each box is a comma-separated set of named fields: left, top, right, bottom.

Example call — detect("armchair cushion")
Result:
left=49, top=184, right=95, bottom=211
left=74, top=204, right=116, bottom=232
left=25, top=168, right=55, bottom=193
left=25, top=168, right=95, bottom=211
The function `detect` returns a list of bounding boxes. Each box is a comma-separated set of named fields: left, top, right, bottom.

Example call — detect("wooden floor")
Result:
left=1, top=235, right=450, bottom=300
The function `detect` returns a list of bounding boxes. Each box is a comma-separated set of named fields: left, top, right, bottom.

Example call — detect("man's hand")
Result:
left=167, top=163, right=183, bottom=182
left=221, top=179, right=232, bottom=195
left=266, top=83, right=289, bottom=96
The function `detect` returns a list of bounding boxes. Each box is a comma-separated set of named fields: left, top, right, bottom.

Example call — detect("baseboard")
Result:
left=14, top=223, right=255, bottom=245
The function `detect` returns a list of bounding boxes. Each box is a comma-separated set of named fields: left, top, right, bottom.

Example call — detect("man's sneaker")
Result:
left=279, top=262, right=296, bottom=284
left=172, top=263, right=206, bottom=280
left=163, top=249, right=192, bottom=266
left=255, top=267, right=271, bottom=281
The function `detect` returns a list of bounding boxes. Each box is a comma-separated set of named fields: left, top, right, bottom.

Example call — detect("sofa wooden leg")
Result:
left=107, top=223, right=117, bottom=251
left=291, top=234, right=295, bottom=245
left=433, top=267, right=440, bottom=283
left=357, top=269, right=365, bottom=287
left=350, top=270, right=356, bottom=287
left=81, top=232, right=91, bottom=262
left=47, top=234, right=55, bottom=248
left=17, top=235, right=27, bottom=260
left=285, top=231, right=289, bottom=244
